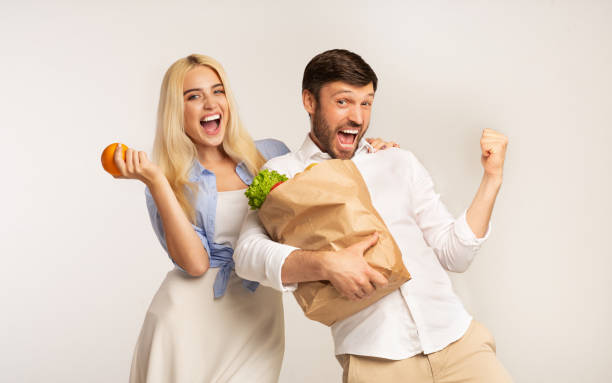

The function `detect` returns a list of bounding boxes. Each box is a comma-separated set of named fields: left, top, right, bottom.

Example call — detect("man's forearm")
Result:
left=466, top=173, right=502, bottom=238
left=281, top=249, right=330, bottom=284
left=280, top=233, right=387, bottom=301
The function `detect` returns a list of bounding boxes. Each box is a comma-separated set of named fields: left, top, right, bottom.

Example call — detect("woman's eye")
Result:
left=187, top=94, right=200, bottom=101
left=214, top=89, right=225, bottom=95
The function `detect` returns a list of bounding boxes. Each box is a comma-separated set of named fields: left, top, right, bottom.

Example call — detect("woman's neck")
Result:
left=197, top=145, right=230, bottom=168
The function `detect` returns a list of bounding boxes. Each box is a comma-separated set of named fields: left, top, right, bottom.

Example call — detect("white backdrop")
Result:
left=1, top=1, right=611, bottom=382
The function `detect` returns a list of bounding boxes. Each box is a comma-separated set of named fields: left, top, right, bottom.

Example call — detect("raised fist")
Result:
left=480, top=128, right=508, bottom=178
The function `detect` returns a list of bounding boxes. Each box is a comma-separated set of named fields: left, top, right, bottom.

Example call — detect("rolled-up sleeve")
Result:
left=234, top=207, right=298, bottom=292
left=409, top=153, right=490, bottom=273
left=454, top=210, right=490, bottom=246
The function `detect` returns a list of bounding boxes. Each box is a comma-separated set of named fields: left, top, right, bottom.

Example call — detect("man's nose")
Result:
left=348, top=105, right=364, bottom=126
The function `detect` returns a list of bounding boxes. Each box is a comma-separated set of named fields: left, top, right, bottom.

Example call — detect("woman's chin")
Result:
left=194, top=134, right=225, bottom=150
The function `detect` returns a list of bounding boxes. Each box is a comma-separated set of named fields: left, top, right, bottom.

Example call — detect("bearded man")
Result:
left=235, top=49, right=512, bottom=383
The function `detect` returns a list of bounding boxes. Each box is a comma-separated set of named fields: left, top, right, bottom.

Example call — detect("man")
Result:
left=235, top=49, right=512, bottom=382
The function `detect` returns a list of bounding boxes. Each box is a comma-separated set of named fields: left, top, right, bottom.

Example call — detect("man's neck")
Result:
left=308, top=132, right=326, bottom=153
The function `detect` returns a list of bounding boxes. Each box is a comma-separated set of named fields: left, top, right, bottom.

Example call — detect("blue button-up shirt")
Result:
left=145, top=139, right=290, bottom=298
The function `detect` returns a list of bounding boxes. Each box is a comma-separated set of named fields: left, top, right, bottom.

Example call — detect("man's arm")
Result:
left=281, top=233, right=388, bottom=301
left=410, top=129, right=507, bottom=272
left=234, top=209, right=388, bottom=301
left=465, top=128, right=508, bottom=237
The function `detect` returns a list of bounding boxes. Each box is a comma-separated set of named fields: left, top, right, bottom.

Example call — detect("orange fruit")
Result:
left=101, top=143, right=128, bottom=176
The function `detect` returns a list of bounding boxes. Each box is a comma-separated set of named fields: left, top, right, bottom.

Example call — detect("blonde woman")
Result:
left=118, top=54, right=395, bottom=382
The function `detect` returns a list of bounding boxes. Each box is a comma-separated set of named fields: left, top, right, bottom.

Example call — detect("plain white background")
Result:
left=2, top=1, right=611, bottom=382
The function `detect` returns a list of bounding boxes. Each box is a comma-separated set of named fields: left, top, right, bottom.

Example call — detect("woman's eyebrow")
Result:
left=183, top=88, right=201, bottom=95
left=183, top=84, right=224, bottom=95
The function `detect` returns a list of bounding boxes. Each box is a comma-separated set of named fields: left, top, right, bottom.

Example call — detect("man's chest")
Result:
left=353, top=151, right=416, bottom=224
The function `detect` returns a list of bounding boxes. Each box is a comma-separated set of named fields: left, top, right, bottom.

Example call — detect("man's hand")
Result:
left=480, top=128, right=508, bottom=178
left=321, top=233, right=388, bottom=301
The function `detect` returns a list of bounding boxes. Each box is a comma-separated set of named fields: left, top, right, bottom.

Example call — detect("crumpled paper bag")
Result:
left=258, top=159, right=411, bottom=326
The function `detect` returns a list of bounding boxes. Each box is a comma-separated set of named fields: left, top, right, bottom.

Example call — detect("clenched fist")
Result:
left=480, top=128, right=508, bottom=178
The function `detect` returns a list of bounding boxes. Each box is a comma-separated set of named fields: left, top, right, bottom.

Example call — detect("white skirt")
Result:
left=129, top=267, right=285, bottom=383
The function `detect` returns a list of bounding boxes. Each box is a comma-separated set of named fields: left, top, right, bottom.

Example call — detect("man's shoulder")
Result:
left=263, top=151, right=303, bottom=174
left=358, top=147, right=420, bottom=165
left=355, top=147, right=426, bottom=180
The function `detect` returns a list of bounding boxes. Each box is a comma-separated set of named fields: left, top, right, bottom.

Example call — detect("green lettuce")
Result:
left=245, top=169, right=288, bottom=210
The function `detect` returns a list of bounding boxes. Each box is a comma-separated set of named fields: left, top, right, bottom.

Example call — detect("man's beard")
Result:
left=311, top=106, right=366, bottom=160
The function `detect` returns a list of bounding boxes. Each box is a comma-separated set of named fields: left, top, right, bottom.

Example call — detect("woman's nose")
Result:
left=202, top=94, right=215, bottom=110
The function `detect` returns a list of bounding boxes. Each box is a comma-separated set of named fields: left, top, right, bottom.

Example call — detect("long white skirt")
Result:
left=129, top=267, right=285, bottom=383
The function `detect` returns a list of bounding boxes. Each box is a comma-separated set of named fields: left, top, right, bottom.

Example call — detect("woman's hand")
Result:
left=365, top=137, right=400, bottom=153
left=113, top=144, right=164, bottom=187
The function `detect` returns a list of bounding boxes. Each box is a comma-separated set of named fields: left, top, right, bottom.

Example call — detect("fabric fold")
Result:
left=209, top=244, right=259, bottom=299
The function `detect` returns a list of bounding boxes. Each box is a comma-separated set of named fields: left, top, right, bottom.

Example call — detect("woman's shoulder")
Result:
left=255, top=138, right=290, bottom=160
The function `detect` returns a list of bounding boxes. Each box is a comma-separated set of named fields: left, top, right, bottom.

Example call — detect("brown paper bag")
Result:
left=258, top=159, right=411, bottom=326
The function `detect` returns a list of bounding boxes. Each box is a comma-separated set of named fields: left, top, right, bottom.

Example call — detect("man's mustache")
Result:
left=337, top=121, right=364, bottom=130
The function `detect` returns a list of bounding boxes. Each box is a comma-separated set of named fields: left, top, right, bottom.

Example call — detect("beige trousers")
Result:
left=337, top=320, right=513, bottom=383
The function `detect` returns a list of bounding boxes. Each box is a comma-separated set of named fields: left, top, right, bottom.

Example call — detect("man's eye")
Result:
left=337, top=99, right=347, bottom=106
left=362, top=101, right=372, bottom=106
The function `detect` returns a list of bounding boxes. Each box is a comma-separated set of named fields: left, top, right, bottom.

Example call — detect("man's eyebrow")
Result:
left=183, top=83, right=224, bottom=95
left=331, top=89, right=353, bottom=97
left=331, top=89, right=375, bottom=97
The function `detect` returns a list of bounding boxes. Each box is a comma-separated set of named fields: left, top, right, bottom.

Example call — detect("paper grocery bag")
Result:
left=258, top=159, right=411, bottom=326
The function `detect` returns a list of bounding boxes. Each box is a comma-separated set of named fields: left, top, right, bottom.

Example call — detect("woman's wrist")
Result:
left=145, top=171, right=168, bottom=190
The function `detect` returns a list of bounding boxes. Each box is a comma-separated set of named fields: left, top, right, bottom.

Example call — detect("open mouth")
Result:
left=336, top=128, right=359, bottom=149
left=200, top=113, right=221, bottom=135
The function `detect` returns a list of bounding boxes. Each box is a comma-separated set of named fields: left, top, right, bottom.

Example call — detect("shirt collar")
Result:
left=189, top=158, right=251, bottom=184
left=297, top=133, right=373, bottom=162
left=190, top=160, right=207, bottom=181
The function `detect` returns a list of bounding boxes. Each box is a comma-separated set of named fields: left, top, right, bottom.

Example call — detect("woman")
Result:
left=116, top=54, right=395, bottom=382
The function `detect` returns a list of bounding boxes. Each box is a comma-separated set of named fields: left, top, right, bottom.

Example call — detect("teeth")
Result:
left=340, top=129, right=358, bottom=135
left=203, top=114, right=221, bottom=122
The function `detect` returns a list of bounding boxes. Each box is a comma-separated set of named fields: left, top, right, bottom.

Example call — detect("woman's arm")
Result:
left=365, top=137, right=400, bottom=152
left=114, top=145, right=209, bottom=276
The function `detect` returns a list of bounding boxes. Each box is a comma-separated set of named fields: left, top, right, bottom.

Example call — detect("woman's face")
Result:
left=182, top=65, right=229, bottom=150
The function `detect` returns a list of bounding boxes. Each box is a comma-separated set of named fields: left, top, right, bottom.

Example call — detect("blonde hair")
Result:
left=153, top=54, right=266, bottom=222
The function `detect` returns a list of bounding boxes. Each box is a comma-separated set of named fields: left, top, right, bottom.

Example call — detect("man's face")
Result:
left=304, top=81, right=375, bottom=159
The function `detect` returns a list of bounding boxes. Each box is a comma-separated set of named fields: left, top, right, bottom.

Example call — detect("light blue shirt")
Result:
left=145, top=138, right=290, bottom=298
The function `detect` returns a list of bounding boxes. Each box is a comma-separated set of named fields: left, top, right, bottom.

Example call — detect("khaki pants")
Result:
left=337, top=320, right=513, bottom=383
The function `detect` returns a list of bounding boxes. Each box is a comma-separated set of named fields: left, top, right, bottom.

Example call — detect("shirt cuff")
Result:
left=454, top=210, right=491, bottom=246
left=266, top=243, right=299, bottom=292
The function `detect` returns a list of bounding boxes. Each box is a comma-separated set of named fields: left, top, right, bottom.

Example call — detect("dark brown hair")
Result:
left=302, top=49, right=378, bottom=100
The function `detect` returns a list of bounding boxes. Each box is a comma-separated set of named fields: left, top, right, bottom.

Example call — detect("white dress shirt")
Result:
left=235, top=135, right=489, bottom=360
